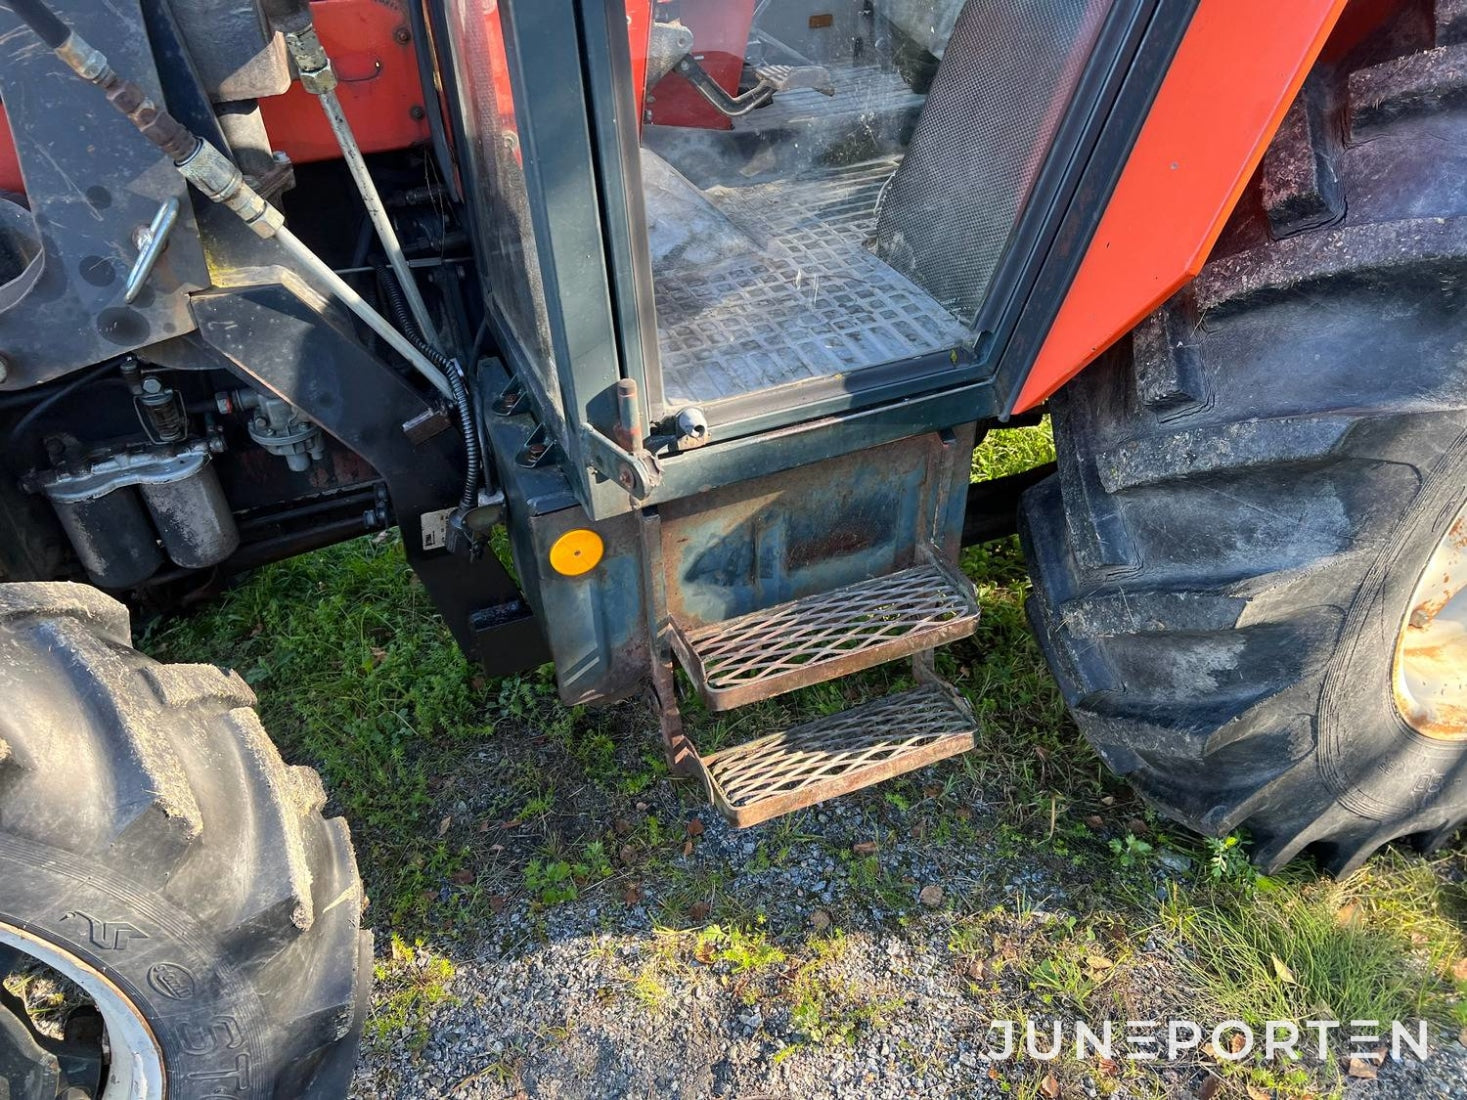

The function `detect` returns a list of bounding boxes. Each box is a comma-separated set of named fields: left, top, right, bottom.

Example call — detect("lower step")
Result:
left=697, top=683, right=977, bottom=828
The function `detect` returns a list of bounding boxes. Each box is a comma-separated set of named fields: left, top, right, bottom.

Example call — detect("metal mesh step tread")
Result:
left=671, top=559, right=979, bottom=711
left=700, top=684, right=976, bottom=828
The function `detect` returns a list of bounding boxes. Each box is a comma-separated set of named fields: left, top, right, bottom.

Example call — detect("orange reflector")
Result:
left=548, top=529, right=604, bottom=576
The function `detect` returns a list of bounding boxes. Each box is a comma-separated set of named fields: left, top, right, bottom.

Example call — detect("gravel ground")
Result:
left=347, top=780, right=1467, bottom=1100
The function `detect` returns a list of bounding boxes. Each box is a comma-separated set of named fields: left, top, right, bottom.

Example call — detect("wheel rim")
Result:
left=0, top=922, right=165, bottom=1099
left=1394, top=500, right=1467, bottom=739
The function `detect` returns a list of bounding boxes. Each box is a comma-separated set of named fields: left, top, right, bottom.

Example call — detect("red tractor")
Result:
left=0, top=0, right=1463, bottom=1094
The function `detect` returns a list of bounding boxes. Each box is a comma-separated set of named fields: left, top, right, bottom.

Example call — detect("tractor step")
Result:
left=697, top=682, right=977, bottom=828
left=669, top=558, right=980, bottom=711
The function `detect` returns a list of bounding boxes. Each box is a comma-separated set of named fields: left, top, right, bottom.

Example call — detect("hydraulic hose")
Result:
left=378, top=267, right=482, bottom=511
left=4, top=0, right=68, bottom=47
left=4, top=0, right=456, bottom=403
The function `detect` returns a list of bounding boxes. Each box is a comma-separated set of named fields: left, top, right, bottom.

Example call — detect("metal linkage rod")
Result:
left=6, top=0, right=455, bottom=402
left=274, top=227, right=454, bottom=399
left=281, top=18, right=442, bottom=352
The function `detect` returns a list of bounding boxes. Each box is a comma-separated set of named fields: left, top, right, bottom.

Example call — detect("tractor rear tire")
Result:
left=0, top=582, right=370, bottom=1097
left=1021, top=16, right=1467, bottom=874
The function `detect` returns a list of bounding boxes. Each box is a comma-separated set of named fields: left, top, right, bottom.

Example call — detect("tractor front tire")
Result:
left=0, top=582, right=370, bottom=1097
left=1022, top=16, right=1467, bottom=874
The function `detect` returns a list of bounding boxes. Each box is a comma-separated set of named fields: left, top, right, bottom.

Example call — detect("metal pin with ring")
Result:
left=123, top=196, right=180, bottom=304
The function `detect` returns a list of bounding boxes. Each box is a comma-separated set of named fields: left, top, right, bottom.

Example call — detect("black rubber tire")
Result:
left=1021, top=11, right=1467, bottom=874
left=0, top=582, right=370, bottom=1097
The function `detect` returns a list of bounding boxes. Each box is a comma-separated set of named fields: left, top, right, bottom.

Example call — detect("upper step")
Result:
left=669, top=556, right=980, bottom=711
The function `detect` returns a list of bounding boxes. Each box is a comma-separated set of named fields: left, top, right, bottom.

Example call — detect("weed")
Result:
left=692, top=924, right=787, bottom=973
left=367, top=934, right=458, bottom=1052
left=1205, top=833, right=1254, bottom=883
left=523, top=859, right=579, bottom=906
left=581, top=840, right=615, bottom=881
left=1108, top=834, right=1154, bottom=869
left=787, top=969, right=902, bottom=1047
left=628, top=967, right=671, bottom=1011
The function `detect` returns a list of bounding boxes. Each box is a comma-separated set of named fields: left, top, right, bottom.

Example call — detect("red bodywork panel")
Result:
left=258, top=0, right=430, bottom=164
left=642, top=0, right=760, bottom=130
left=0, top=106, right=18, bottom=195
left=1013, top=0, right=1351, bottom=412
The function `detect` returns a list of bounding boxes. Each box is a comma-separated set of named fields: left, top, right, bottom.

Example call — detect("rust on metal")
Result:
left=669, top=555, right=980, bottom=711
left=1393, top=500, right=1467, bottom=740
left=636, top=503, right=702, bottom=777
left=699, top=683, right=977, bottom=828
left=656, top=427, right=975, bottom=630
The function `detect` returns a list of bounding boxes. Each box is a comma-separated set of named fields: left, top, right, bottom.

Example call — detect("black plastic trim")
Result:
left=991, top=0, right=1202, bottom=416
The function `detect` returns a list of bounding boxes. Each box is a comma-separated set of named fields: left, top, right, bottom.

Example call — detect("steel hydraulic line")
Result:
left=277, top=15, right=442, bottom=352
left=2, top=0, right=456, bottom=403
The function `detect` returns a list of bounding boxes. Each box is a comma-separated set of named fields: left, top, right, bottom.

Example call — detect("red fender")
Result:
left=1013, top=0, right=1351, bottom=413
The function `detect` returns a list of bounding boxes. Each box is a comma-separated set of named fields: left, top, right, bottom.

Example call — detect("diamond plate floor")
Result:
left=648, top=67, right=969, bottom=406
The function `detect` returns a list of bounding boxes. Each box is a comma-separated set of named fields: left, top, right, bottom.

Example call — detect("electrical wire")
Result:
left=377, top=268, right=482, bottom=511
left=4, top=361, right=116, bottom=452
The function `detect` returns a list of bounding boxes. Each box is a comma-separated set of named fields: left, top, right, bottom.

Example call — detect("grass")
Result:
left=141, top=533, right=486, bottom=925
left=136, top=419, right=1467, bottom=1097
left=1160, top=854, right=1466, bottom=1029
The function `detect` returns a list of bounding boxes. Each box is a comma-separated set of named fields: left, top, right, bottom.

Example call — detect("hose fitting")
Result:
left=175, top=142, right=284, bottom=239
left=282, top=24, right=339, bottom=96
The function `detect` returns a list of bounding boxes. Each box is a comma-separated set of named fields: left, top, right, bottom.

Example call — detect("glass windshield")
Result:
left=445, top=0, right=562, bottom=417
left=634, top=0, right=1112, bottom=408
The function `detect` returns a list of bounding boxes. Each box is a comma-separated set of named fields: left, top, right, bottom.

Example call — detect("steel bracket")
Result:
left=580, top=424, right=663, bottom=500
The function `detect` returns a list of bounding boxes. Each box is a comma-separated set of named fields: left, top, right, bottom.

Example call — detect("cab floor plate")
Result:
left=654, top=158, right=967, bottom=406
left=647, top=63, right=968, bottom=408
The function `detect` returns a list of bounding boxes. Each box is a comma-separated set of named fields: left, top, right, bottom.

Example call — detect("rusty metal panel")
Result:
left=658, top=425, right=975, bottom=629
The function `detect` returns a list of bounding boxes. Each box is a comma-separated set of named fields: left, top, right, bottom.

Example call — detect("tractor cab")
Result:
left=450, top=0, right=1131, bottom=453
left=442, top=0, right=1181, bottom=825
